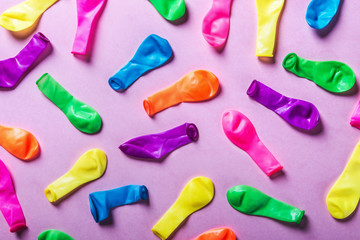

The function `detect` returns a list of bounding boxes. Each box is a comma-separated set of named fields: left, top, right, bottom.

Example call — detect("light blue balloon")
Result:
left=306, top=0, right=341, bottom=29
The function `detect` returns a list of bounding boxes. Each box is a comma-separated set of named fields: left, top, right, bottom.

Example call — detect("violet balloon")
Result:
left=120, top=123, right=199, bottom=160
left=247, top=80, right=320, bottom=130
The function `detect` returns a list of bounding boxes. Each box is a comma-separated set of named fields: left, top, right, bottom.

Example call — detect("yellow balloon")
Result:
left=45, top=149, right=107, bottom=203
left=152, top=176, right=214, bottom=240
left=255, top=0, right=285, bottom=57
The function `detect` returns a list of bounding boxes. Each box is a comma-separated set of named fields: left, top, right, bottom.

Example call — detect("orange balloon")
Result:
left=143, top=70, right=219, bottom=116
left=0, top=125, right=40, bottom=161
left=195, top=228, right=236, bottom=240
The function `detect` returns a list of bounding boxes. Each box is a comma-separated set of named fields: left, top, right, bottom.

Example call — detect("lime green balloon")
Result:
left=282, top=53, right=356, bottom=93
left=227, top=185, right=305, bottom=224
left=148, top=0, right=185, bottom=21
left=38, top=229, right=74, bottom=240
left=36, top=73, right=102, bottom=134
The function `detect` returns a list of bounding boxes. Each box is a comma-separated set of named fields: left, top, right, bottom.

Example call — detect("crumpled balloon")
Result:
left=202, top=0, right=232, bottom=49
left=89, top=185, right=148, bottom=223
left=255, top=0, right=284, bottom=57
left=120, top=123, right=199, bottom=160
left=0, top=0, right=58, bottom=31
left=247, top=80, right=320, bottom=130
left=350, top=101, right=360, bottom=130
left=109, top=34, right=173, bottom=91
left=227, top=185, right=305, bottom=224
left=0, top=159, right=26, bottom=232
left=44, top=149, right=107, bottom=203
left=194, top=228, right=236, bottom=240
left=152, top=177, right=214, bottom=240
left=306, top=0, right=341, bottom=29
left=0, top=124, right=39, bottom=161
left=36, top=73, right=102, bottom=134
left=222, top=110, right=283, bottom=176
left=72, top=0, right=107, bottom=55
left=38, top=229, right=74, bottom=240
left=283, top=53, right=356, bottom=93
left=148, top=0, right=185, bottom=21
left=143, top=70, right=220, bottom=117
left=0, top=32, right=50, bottom=89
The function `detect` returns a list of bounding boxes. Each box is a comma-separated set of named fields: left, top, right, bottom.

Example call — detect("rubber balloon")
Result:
left=326, top=142, right=360, bottom=219
left=247, top=80, right=320, bottom=130
left=202, top=0, right=232, bottom=49
left=222, top=110, right=283, bottom=176
left=143, top=70, right=220, bottom=117
left=45, top=149, right=107, bottom=203
left=255, top=0, right=284, bottom=57
left=194, top=228, right=236, bottom=240
left=89, top=185, right=148, bottom=223
left=120, top=123, right=198, bottom=160
left=0, top=159, right=26, bottom=232
left=109, top=34, right=173, bottom=91
left=306, top=0, right=341, bottom=29
left=283, top=53, right=356, bottom=93
left=350, top=101, right=360, bottom=130
left=0, top=32, right=50, bottom=89
left=227, top=185, right=305, bottom=224
left=38, top=230, right=74, bottom=240
left=0, top=0, right=58, bottom=31
left=152, top=177, right=214, bottom=240
left=72, top=0, right=107, bottom=55
left=0, top=124, right=39, bottom=161
left=37, top=73, right=102, bottom=134
left=148, top=0, right=185, bottom=21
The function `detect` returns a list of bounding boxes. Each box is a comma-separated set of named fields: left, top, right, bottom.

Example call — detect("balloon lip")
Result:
left=186, top=123, right=199, bottom=141
left=89, top=194, right=100, bottom=223
left=44, top=187, right=57, bottom=203
left=266, top=165, right=283, bottom=177
left=35, top=32, right=50, bottom=43
left=108, top=77, right=125, bottom=91
left=36, top=73, right=50, bottom=86
left=9, top=222, right=26, bottom=232
left=282, top=53, right=298, bottom=70
left=143, top=99, right=153, bottom=116
left=140, top=185, right=149, bottom=200
left=246, top=80, right=259, bottom=97
left=296, top=210, right=305, bottom=224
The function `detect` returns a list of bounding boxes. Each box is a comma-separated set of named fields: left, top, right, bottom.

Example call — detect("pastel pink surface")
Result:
left=0, top=1, right=360, bottom=240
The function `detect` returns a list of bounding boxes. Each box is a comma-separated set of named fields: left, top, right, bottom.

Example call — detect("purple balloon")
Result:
left=119, top=123, right=199, bottom=160
left=0, top=32, right=50, bottom=89
left=247, top=80, right=320, bottom=130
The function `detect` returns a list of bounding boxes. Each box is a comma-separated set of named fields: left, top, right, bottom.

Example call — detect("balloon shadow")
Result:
left=168, top=5, right=189, bottom=25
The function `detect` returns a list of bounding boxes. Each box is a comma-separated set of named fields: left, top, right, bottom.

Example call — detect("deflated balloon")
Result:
left=283, top=53, right=356, bottom=93
left=120, top=123, right=199, bottom=160
left=144, top=70, right=220, bottom=117
left=89, top=185, right=148, bottom=223
left=227, top=185, right=305, bottom=224
left=306, top=0, right=341, bottom=29
left=38, top=229, right=74, bottom=240
left=0, top=32, right=50, bottom=89
left=247, top=80, right=320, bottom=130
left=194, top=228, right=236, bottom=240
left=152, top=177, right=214, bottom=240
left=222, top=110, right=283, bottom=176
left=148, top=0, right=185, bottom=21
left=37, top=73, right=102, bottom=134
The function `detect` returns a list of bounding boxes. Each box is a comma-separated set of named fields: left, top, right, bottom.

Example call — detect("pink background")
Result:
left=0, top=0, right=360, bottom=239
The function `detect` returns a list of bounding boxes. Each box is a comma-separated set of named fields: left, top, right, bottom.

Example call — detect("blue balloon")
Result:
left=306, top=0, right=341, bottom=29
left=108, top=34, right=173, bottom=91
left=89, top=185, right=149, bottom=223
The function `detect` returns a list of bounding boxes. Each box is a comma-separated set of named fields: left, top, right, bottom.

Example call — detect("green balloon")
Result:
left=148, top=0, right=185, bottom=21
left=227, top=185, right=304, bottom=224
left=38, top=229, right=74, bottom=240
left=282, top=53, right=356, bottom=93
left=36, top=73, right=102, bottom=134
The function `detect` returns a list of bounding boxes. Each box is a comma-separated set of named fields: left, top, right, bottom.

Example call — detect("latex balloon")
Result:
left=0, top=32, right=50, bottom=89
left=222, top=110, right=283, bottom=176
left=120, top=123, right=198, bottom=160
left=0, top=0, right=58, bottom=31
left=326, top=142, right=360, bottom=219
left=306, top=0, right=341, bottom=29
left=247, top=80, right=320, bottom=130
left=89, top=185, right=148, bottom=223
left=0, top=124, right=39, bottom=161
left=283, top=53, right=356, bottom=93
left=350, top=102, right=360, bottom=130
left=148, top=0, right=185, bottom=21
left=45, top=149, right=107, bottom=203
left=38, top=230, right=74, bottom=240
left=109, top=34, right=173, bottom=91
left=37, top=73, right=102, bottom=134
left=152, top=177, right=214, bottom=240
left=194, top=228, right=236, bottom=240
left=144, top=70, right=220, bottom=117
left=202, top=0, right=232, bottom=49
left=255, top=0, right=284, bottom=57
left=0, top=159, right=26, bottom=232
left=72, top=0, right=107, bottom=55
left=227, top=185, right=305, bottom=224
